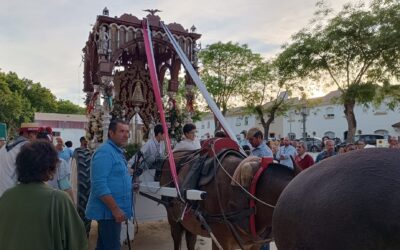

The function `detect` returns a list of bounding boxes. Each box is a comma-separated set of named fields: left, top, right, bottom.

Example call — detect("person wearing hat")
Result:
left=0, top=122, right=39, bottom=197
left=0, top=137, right=6, bottom=149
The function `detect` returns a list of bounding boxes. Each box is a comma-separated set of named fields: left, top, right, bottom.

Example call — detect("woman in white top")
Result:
left=173, top=123, right=201, bottom=151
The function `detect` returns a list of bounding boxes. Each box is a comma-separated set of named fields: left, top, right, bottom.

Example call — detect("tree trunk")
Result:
left=213, top=116, right=220, bottom=133
left=213, top=109, right=225, bottom=133
left=344, top=100, right=357, bottom=143
left=255, top=106, right=276, bottom=140
left=264, top=115, right=275, bottom=140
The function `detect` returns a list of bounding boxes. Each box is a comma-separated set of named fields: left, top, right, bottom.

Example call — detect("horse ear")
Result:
left=290, top=155, right=302, bottom=176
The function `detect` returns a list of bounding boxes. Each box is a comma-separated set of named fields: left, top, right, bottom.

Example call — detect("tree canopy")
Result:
left=244, top=60, right=298, bottom=138
left=0, top=70, right=85, bottom=134
left=276, top=0, right=400, bottom=142
left=199, top=41, right=260, bottom=130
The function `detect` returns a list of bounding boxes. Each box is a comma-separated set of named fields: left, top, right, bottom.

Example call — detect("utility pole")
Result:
left=301, top=106, right=308, bottom=139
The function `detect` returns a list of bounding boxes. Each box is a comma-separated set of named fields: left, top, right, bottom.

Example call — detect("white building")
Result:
left=195, top=91, right=400, bottom=141
left=283, top=91, right=400, bottom=140
left=35, top=112, right=87, bottom=149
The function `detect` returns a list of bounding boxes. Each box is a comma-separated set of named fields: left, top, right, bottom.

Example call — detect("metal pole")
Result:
left=302, top=113, right=306, bottom=139
left=301, top=108, right=307, bottom=139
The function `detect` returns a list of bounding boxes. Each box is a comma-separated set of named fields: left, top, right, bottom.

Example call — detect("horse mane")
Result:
left=262, top=162, right=296, bottom=181
left=231, top=156, right=261, bottom=187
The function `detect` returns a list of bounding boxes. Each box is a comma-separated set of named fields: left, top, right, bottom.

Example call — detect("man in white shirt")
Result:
left=276, top=137, right=297, bottom=169
left=0, top=123, right=39, bottom=197
left=140, top=124, right=165, bottom=170
left=173, top=123, right=201, bottom=151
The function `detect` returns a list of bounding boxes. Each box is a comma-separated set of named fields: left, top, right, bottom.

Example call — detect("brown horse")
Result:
left=160, top=150, right=297, bottom=250
left=272, top=149, right=400, bottom=250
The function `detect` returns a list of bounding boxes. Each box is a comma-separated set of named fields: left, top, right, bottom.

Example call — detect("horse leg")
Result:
left=167, top=214, right=184, bottom=250
left=185, top=229, right=197, bottom=250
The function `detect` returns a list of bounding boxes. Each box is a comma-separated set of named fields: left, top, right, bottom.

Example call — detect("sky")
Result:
left=0, top=0, right=352, bottom=106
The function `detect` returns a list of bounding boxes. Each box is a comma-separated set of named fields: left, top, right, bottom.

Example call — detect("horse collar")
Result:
left=249, top=157, right=274, bottom=238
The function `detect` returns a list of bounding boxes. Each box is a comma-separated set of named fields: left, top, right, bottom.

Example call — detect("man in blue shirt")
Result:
left=246, top=127, right=273, bottom=158
left=247, top=127, right=272, bottom=250
left=56, top=137, right=73, bottom=163
left=86, top=120, right=132, bottom=250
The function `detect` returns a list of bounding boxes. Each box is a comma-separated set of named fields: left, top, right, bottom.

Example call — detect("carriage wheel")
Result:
left=74, top=148, right=92, bottom=237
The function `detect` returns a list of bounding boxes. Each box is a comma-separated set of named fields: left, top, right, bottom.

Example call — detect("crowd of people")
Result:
left=0, top=123, right=88, bottom=249
left=240, top=129, right=400, bottom=171
left=0, top=120, right=399, bottom=250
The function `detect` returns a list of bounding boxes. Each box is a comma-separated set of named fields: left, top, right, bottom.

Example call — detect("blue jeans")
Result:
left=96, top=219, right=121, bottom=250
left=261, top=243, right=270, bottom=250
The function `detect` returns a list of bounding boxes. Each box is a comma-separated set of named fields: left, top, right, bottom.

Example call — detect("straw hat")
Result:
left=19, top=122, right=40, bottom=133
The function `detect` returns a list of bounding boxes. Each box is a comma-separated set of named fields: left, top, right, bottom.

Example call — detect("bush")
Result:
left=125, top=143, right=141, bottom=159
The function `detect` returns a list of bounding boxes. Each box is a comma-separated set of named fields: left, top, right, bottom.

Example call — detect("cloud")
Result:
left=0, top=0, right=350, bottom=106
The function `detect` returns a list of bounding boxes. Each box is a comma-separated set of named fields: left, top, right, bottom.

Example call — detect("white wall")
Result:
left=196, top=99, right=400, bottom=142
left=53, top=128, right=86, bottom=150
left=282, top=103, right=400, bottom=140
left=196, top=114, right=259, bottom=139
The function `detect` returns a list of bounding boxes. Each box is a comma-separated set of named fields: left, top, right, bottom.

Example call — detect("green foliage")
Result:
left=243, top=60, right=297, bottom=136
left=0, top=70, right=85, bottom=133
left=162, top=78, right=202, bottom=141
left=56, top=99, right=85, bottom=114
left=276, top=0, right=400, bottom=141
left=125, top=143, right=141, bottom=160
left=25, top=82, right=58, bottom=113
left=199, top=42, right=260, bottom=115
left=0, top=72, right=35, bottom=134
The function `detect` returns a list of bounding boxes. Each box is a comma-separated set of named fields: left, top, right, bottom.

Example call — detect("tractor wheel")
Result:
left=74, top=148, right=92, bottom=237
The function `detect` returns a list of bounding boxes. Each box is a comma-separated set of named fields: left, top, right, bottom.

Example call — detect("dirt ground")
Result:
left=88, top=220, right=277, bottom=250
left=88, top=220, right=211, bottom=250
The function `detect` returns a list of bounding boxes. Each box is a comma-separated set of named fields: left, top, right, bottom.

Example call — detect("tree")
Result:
left=0, top=70, right=85, bottom=134
left=244, top=60, right=296, bottom=138
left=0, top=73, right=34, bottom=134
left=276, top=0, right=400, bottom=142
left=199, top=42, right=259, bottom=130
left=24, top=82, right=58, bottom=113
left=56, top=99, right=85, bottom=114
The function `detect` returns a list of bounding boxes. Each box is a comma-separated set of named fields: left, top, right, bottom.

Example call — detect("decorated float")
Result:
left=76, top=8, right=273, bottom=250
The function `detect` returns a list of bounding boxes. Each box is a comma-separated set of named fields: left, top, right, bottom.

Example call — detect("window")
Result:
left=288, top=111, right=295, bottom=122
left=324, top=131, right=335, bottom=138
left=324, top=107, right=335, bottom=119
left=207, top=121, right=210, bottom=129
left=374, top=104, right=387, bottom=115
left=235, top=117, right=242, bottom=126
left=244, top=116, right=249, bottom=126
left=374, top=129, right=389, bottom=136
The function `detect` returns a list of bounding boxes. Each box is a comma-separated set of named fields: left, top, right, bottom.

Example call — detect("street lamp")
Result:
left=301, top=106, right=309, bottom=139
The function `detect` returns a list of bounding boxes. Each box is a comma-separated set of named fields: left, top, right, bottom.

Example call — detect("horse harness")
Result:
left=176, top=138, right=275, bottom=247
